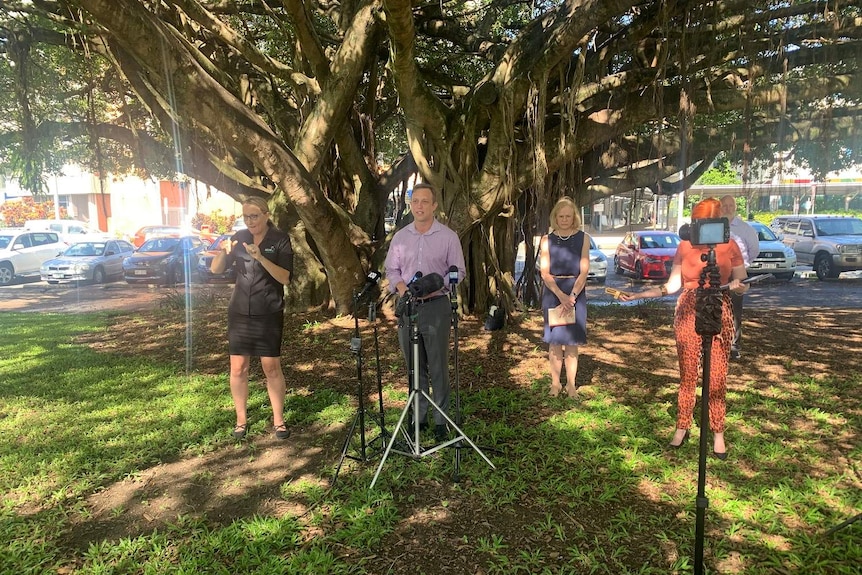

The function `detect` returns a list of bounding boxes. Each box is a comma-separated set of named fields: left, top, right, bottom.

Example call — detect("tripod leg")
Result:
left=370, top=391, right=418, bottom=489
left=331, top=411, right=361, bottom=486
left=423, top=391, right=496, bottom=469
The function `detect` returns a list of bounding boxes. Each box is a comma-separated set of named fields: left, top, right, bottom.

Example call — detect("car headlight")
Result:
left=644, top=256, right=663, bottom=263
left=74, top=263, right=91, bottom=272
left=838, top=244, right=862, bottom=254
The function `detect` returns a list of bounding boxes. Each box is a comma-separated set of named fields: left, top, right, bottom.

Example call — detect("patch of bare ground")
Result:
left=62, top=293, right=862, bottom=573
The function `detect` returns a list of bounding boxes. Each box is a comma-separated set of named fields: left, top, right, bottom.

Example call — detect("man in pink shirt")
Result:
left=385, top=183, right=466, bottom=441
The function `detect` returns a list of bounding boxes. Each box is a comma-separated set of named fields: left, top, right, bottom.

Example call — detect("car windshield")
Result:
left=639, top=234, right=680, bottom=249
left=139, top=238, right=180, bottom=252
left=64, top=242, right=106, bottom=257
left=815, top=218, right=862, bottom=236
left=753, top=224, right=778, bottom=242
left=590, top=238, right=598, bottom=250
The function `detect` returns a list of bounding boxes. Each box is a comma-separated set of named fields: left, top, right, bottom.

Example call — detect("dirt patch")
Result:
left=68, top=423, right=340, bottom=548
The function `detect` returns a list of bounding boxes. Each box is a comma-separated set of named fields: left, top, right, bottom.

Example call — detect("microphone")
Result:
left=356, top=270, right=381, bottom=299
left=448, top=265, right=459, bottom=308
left=409, top=272, right=444, bottom=297
left=408, top=271, right=423, bottom=285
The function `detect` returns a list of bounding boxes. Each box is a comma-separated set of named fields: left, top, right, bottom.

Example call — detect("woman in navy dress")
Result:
left=539, top=197, right=591, bottom=397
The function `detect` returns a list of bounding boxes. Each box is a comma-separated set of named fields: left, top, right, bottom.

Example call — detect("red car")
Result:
left=131, top=225, right=183, bottom=248
left=614, top=231, right=681, bottom=279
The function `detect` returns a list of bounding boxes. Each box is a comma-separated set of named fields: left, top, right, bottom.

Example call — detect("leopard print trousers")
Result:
left=673, top=289, right=734, bottom=433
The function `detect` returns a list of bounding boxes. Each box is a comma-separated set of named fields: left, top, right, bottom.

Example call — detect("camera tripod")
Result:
left=332, top=292, right=389, bottom=486
left=370, top=293, right=495, bottom=489
left=692, top=245, right=723, bottom=575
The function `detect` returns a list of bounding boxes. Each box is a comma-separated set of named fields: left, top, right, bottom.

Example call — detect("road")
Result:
left=1, top=264, right=860, bottom=314
left=0, top=279, right=233, bottom=314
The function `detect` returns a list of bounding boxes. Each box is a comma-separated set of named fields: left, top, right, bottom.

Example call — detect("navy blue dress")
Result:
left=542, top=231, right=588, bottom=345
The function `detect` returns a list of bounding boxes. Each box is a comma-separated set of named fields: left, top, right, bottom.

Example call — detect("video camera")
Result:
left=679, top=218, right=730, bottom=246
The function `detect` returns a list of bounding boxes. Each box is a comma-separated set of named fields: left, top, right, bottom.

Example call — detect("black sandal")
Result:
left=274, top=423, right=290, bottom=440
left=232, top=423, right=248, bottom=440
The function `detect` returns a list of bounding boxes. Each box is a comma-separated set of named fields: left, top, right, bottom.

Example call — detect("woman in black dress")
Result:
left=210, top=197, right=293, bottom=439
left=539, top=197, right=590, bottom=398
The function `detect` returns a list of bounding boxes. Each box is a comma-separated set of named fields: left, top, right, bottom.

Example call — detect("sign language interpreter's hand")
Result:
left=221, top=239, right=238, bottom=256
left=243, top=242, right=262, bottom=261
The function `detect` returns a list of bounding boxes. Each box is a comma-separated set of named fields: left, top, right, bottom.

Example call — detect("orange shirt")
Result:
left=674, top=240, right=744, bottom=290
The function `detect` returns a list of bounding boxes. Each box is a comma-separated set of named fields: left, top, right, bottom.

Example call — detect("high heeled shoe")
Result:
left=712, top=449, right=728, bottom=460
left=549, top=383, right=562, bottom=397
left=667, top=429, right=689, bottom=449
left=565, top=384, right=578, bottom=398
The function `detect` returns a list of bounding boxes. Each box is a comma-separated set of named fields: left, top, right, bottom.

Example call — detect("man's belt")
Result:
left=417, top=293, right=447, bottom=303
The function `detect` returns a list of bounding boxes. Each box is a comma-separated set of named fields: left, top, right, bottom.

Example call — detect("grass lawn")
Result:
left=0, top=298, right=859, bottom=574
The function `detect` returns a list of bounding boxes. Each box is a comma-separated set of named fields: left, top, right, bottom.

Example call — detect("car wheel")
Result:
left=634, top=261, right=644, bottom=278
left=92, top=267, right=106, bottom=284
left=0, top=262, right=14, bottom=285
left=814, top=254, right=838, bottom=281
left=777, top=272, right=795, bottom=282
left=614, top=257, right=624, bottom=275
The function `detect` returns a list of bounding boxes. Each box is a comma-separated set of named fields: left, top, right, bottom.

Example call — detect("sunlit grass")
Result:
left=0, top=310, right=859, bottom=574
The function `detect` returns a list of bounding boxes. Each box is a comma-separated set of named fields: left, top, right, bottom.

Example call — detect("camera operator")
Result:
left=720, top=195, right=759, bottom=360
left=620, top=198, right=748, bottom=460
left=384, top=183, right=466, bottom=442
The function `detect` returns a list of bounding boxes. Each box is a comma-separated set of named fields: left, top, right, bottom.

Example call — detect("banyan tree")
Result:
left=2, top=0, right=861, bottom=313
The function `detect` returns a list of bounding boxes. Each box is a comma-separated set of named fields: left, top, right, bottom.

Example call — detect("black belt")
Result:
left=417, top=294, right=447, bottom=304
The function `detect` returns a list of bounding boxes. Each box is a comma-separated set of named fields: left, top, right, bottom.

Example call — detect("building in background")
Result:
left=0, top=166, right=239, bottom=237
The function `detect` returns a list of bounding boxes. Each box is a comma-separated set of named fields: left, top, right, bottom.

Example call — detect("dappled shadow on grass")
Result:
left=4, top=302, right=860, bottom=573
left=60, top=423, right=343, bottom=552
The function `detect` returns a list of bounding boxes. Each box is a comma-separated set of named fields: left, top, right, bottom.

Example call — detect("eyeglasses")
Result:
left=243, top=213, right=267, bottom=222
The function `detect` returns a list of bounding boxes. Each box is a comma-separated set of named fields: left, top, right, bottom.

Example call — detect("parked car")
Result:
left=588, top=237, right=608, bottom=283
left=747, top=222, right=797, bottom=281
left=40, top=239, right=135, bottom=284
left=614, top=231, right=681, bottom=279
left=130, top=225, right=184, bottom=248
left=123, top=236, right=207, bottom=285
left=24, top=219, right=110, bottom=244
left=516, top=235, right=607, bottom=284
left=196, top=234, right=236, bottom=283
left=0, top=229, right=67, bottom=285
left=771, top=214, right=862, bottom=280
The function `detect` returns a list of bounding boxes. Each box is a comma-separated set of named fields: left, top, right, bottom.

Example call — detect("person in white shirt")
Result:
left=720, top=196, right=760, bottom=360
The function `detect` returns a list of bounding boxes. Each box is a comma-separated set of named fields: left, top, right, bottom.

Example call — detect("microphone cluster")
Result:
left=408, top=272, right=444, bottom=298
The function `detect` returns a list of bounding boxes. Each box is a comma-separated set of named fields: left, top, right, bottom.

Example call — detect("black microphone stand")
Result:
left=693, top=245, right=723, bottom=575
left=450, top=275, right=464, bottom=482
left=332, top=291, right=388, bottom=486
left=370, top=291, right=495, bottom=489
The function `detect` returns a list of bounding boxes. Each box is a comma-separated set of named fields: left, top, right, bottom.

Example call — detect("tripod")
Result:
left=693, top=245, right=723, bottom=575
left=332, top=292, right=389, bottom=485
left=370, top=294, right=495, bottom=489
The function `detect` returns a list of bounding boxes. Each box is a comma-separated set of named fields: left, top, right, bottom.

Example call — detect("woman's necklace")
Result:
left=556, top=230, right=574, bottom=241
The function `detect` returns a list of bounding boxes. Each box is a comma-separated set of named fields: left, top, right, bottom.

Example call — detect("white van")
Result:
left=24, top=219, right=110, bottom=244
